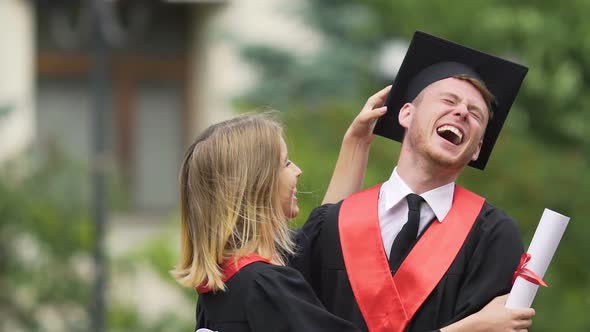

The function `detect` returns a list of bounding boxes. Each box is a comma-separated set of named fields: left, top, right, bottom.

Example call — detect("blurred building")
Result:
left=0, top=0, right=231, bottom=213
left=0, top=0, right=35, bottom=163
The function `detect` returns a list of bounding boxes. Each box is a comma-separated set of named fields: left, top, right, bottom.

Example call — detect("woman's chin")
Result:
left=285, top=207, right=299, bottom=220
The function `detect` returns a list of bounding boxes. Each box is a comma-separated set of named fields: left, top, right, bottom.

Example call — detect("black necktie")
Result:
left=389, top=193, right=424, bottom=274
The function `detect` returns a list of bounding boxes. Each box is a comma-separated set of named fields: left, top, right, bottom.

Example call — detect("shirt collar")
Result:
left=382, top=167, right=455, bottom=222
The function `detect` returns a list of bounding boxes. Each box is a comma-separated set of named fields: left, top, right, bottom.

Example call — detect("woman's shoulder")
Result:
left=236, top=261, right=303, bottom=282
left=226, top=261, right=303, bottom=287
left=231, top=262, right=312, bottom=295
left=200, top=262, right=282, bottom=301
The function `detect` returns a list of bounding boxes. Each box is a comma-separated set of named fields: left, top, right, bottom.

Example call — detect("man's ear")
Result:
left=398, top=103, right=414, bottom=129
left=471, top=139, right=483, bottom=161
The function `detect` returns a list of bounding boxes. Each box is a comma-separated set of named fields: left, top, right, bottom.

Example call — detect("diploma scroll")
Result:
left=505, top=209, right=570, bottom=308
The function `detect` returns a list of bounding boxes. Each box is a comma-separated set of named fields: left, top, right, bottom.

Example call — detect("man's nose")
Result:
left=453, top=103, right=469, bottom=120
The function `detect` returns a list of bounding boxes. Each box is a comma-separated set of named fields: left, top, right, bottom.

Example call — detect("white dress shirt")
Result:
left=379, top=167, right=455, bottom=259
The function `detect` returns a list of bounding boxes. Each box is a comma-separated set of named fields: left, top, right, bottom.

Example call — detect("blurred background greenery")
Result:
left=0, top=148, right=194, bottom=332
left=1, top=0, right=588, bottom=331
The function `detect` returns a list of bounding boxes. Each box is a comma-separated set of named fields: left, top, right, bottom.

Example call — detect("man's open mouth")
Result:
left=436, top=125, right=463, bottom=145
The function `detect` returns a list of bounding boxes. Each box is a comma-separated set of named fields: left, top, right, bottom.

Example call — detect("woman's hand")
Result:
left=343, top=85, right=391, bottom=146
left=441, top=295, right=535, bottom=332
left=322, top=85, right=391, bottom=204
left=475, top=295, right=535, bottom=332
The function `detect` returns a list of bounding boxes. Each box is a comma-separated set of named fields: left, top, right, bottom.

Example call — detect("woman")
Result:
left=172, top=112, right=362, bottom=331
left=173, top=86, right=534, bottom=332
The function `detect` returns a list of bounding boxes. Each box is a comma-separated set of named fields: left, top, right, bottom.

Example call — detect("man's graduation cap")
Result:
left=373, top=31, right=528, bottom=170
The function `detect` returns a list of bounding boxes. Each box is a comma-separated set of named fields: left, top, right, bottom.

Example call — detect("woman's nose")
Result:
left=293, top=163, right=302, bottom=176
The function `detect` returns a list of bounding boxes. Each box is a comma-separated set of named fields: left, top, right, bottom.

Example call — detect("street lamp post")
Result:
left=89, top=1, right=109, bottom=332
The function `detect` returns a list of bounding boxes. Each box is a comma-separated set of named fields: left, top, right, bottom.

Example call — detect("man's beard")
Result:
left=411, top=129, right=475, bottom=170
left=424, top=147, right=472, bottom=169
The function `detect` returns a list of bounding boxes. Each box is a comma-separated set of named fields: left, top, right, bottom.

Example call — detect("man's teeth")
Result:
left=437, top=125, right=463, bottom=145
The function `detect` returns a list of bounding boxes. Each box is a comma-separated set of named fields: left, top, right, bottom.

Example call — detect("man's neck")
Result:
left=396, top=153, right=463, bottom=194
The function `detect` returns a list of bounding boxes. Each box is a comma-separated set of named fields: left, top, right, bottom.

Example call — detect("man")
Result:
left=291, top=31, right=530, bottom=332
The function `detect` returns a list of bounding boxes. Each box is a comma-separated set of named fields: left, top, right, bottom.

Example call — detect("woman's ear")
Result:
left=398, top=102, right=414, bottom=129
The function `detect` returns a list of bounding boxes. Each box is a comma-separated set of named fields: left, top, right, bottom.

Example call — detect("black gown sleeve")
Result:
left=246, top=265, right=360, bottom=332
left=289, top=204, right=333, bottom=282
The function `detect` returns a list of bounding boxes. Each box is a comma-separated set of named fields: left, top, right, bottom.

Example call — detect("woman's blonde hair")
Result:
left=172, top=113, right=295, bottom=291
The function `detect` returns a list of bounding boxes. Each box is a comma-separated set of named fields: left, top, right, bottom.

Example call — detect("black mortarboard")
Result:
left=373, top=31, right=528, bottom=170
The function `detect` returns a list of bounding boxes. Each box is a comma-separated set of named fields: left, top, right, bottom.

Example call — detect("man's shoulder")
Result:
left=457, top=186, right=517, bottom=223
left=475, top=200, right=521, bottom=238
left=480, top=200, right=516, bottom=222
left=454, top=198, right=525, bottom=264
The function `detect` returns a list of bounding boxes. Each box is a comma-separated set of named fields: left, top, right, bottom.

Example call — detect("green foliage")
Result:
left=108, top=305, right=142, bottom=331
left=108, top=304, right=194, bottom=332
left=128, top=221, right=196, bottom=302
left=239, top=1, right=590, bottom=330
left=0, top=151, right=94, bottom=331
left=239, top=44, right=369, bottom=110
left=0, top=148, right=193, bottom=331
left=141, top=311, right=194, bottom=332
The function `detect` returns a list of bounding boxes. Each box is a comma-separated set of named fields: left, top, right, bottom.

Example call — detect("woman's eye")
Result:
left=285, top=160, right=292, bottom=167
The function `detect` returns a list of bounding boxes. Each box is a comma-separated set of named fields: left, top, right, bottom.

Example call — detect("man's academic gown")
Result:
left=290, top=199, right=524, bottom=332
left=196, top=261, right=361, bottom=332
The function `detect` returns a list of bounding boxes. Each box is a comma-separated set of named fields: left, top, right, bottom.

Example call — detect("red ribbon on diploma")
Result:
left=512, top=253, right=549, bottom=287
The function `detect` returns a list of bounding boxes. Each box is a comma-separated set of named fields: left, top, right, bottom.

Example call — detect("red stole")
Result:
left=339, top=184, right=484, bottom=332
left=196, top=255, right=271, bottom=294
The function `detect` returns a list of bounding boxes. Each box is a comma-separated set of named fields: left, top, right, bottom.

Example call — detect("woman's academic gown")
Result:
left=196, top=261, right=361, bottom=332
